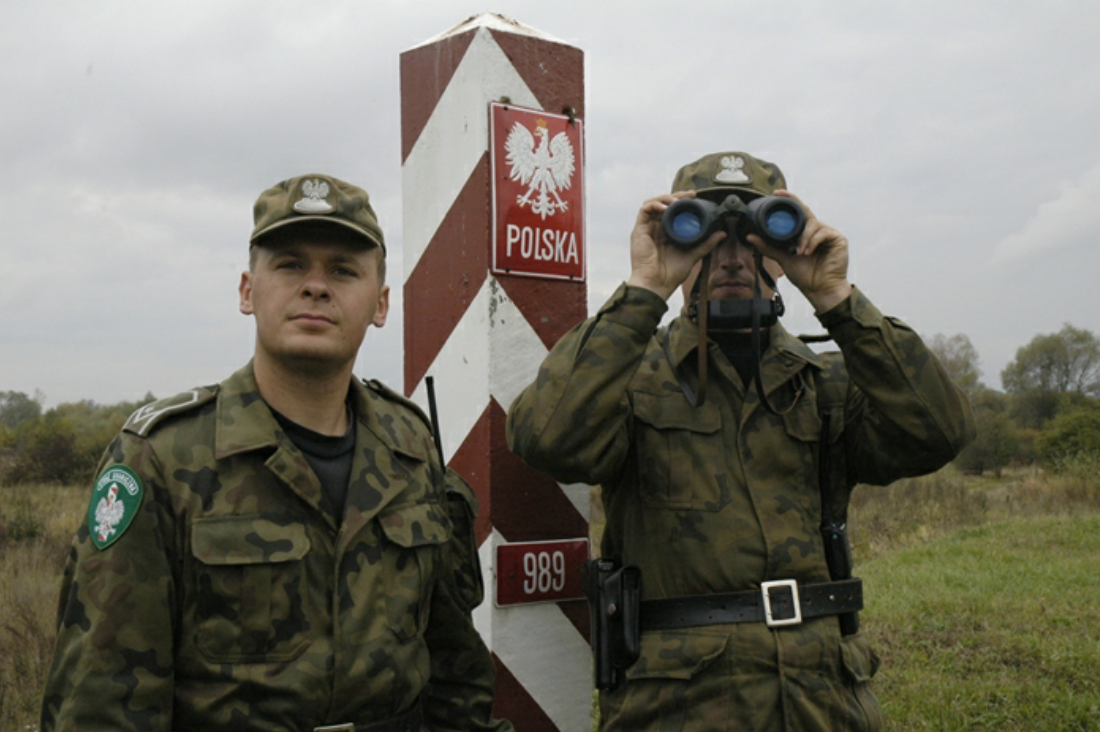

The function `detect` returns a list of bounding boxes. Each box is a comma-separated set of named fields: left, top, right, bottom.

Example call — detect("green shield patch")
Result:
left=88, top=465, right=144, bottom=550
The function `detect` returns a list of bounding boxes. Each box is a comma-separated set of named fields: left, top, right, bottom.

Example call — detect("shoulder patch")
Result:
left=363, top=379, right=432, bottom=430
left=88, top=465, right=143, bottom=550
left=123, top=386, right=217, bottom=437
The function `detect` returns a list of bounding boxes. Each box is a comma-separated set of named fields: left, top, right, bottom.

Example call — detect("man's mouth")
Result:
left=291, top=313, right=336, bottom=325
left=710, top=279, right=752, bottom=294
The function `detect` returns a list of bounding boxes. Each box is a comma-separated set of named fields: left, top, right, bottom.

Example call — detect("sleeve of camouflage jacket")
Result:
left=422, top=468, right=514, bottom=732
left=816, top=286, right=976, bottom=484
left=40, top=433, right=178, bottom=732
left=506, top=283, right=669, bottom=486
left=506, top=283, right=975, bottom=487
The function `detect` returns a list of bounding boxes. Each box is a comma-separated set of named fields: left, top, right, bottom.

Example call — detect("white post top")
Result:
left=410, top=11, right=569, bottom=49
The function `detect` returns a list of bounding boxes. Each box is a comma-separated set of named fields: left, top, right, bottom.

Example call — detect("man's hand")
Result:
left=747, top=190, right=853, bottom=313
left=626, top=192, right=724, bottom=301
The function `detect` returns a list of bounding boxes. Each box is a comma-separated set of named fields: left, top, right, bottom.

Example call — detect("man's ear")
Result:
left=372, top=285, right=390, bottom=328
left=239, top=271, right=254, bottom=315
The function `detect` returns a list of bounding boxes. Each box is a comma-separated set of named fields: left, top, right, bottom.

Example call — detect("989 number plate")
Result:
left=494, top=539, right=589, bottom=607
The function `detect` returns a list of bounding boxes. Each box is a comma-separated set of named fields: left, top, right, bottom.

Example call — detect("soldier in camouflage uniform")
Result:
left=507, top=152, right=976, bottom=731
left=42, top=174, right=514, bottom=732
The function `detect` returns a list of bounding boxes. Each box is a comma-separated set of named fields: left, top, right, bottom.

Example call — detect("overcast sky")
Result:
left=3, top=1, right=1099, bottom=408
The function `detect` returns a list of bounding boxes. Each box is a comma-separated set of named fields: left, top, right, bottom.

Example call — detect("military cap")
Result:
left=670, top=151, right=787, bottom=200
left=250, top=173, right=386, bottom=254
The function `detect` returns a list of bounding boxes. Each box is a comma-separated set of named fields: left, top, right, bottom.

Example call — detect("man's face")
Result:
left=239, top=228, right=389, bottom=373
left=680, top=234, right=784, bottom=307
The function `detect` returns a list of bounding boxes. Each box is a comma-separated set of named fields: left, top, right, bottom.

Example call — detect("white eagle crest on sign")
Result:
left=504, top=119, right=575, bottom=220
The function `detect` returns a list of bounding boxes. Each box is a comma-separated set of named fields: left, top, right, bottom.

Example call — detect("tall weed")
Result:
left=0, top=484, right=82, bottom=732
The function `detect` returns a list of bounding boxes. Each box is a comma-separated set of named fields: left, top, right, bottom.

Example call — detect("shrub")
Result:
left=956, top=407, right=1020, bottom=476
left=1037, top=407, right=1100, bottom=467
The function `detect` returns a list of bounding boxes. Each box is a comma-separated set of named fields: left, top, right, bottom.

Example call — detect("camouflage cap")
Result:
left=250, top=174, right=386, bottom=254
left=670, top=151, right=787, bottom=201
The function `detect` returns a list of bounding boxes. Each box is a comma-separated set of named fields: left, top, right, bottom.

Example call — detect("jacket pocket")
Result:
left=377, top=499, right=451, bottom=643
left=626, top=629, right=728, bottom=681
left=442, top=468, right=485, bottom=612
left=632, top=392, right=723, bottom=510
left=613, top=630, right=729, bottom=732
left=840, top=633, right=884, bottom=732
left=780, top=387, right=822, bottom=443
left=191, top=515, right=312, bottom=663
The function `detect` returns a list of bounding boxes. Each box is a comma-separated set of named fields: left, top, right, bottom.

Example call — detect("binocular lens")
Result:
left=764, top=209, right=798, bottom=239
left=669, top=210, right=705, bottom=241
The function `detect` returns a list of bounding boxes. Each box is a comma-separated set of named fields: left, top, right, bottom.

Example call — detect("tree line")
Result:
left=0, top=391, right=155, bottom=485
left=927, top=323, right=1100, bottom=476
left=3, top=323, right=1099, bottom=487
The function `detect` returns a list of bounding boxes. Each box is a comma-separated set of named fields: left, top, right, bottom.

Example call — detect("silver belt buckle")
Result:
left=761, top=579, right=802, bottom=627
left=314, top=725, right=355, bottom=732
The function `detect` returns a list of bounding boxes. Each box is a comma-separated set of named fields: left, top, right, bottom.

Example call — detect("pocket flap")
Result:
left=379, top=500, right=450, bottom=548
left=780, top=396, right=822, bottom=442
left=633, top=392, right=721, bottom=433
left=626, top=630, right=728, bottom=681
left=840, top=633, right=881, bottom=683
left=191, top=515, right=310, bottom=565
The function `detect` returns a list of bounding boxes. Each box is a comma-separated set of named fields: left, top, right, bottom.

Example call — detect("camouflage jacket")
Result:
left=42, top=363, right=512, bottom=732
left=507, top=284, right=975, bottom=732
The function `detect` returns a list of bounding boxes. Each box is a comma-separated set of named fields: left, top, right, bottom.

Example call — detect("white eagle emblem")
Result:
left=715, top=155, right=750, bottom=183
left=94, top=484, right=126, bottom=544
left=504, top=120, right=575, bottom=220
left=293, top=179, right=334, bottom=213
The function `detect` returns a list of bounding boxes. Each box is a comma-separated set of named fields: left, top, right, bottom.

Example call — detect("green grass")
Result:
left=863, top=514, right=1100, bottom=731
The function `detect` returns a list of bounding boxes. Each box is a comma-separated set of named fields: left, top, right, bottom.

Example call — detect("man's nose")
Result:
left=714, top=238, right=754, bottom=270
left=300, top=266, right=331, bottom=298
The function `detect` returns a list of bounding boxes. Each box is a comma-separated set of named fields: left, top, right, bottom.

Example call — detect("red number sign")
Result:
left=495, top=539, right=589, bottom=607
left=490, top=102, right=585, bottom=281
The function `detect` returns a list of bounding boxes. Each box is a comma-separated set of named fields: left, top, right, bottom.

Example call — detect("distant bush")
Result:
left=956, top=406, right=1020, bottom=476
left=0, top=394, right=154, bottom=486
left=1037, top=407, right=1100, bottom=468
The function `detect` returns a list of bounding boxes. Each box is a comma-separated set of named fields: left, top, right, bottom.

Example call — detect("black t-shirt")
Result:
left=711, top=330, right=771, bottom=388
left=272, top=405, right=356, bottom=523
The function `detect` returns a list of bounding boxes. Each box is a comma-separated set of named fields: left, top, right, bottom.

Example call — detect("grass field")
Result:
left=2, top=462, right=1098, bottom=731
left=864, top=514, right=1100, bottom=730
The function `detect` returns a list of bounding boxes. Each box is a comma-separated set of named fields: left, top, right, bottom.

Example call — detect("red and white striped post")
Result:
left=400, top=13, right=591, bottom=732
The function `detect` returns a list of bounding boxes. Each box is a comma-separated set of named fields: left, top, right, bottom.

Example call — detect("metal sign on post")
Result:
left=490, top=102, right=585, bottom=281
left=495, top=538, right=589, bottom=607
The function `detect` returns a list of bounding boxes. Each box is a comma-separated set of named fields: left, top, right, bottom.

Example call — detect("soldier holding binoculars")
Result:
left=507, top=151, right=975, bottom=732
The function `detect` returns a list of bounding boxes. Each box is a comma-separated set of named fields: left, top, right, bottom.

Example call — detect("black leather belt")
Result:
left=314, top=698, right=423, bottom=732
left=640, top=578, right=863, bottom=630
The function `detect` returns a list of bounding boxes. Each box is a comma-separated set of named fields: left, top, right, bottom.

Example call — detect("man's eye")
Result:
left=334, top=267, right=359, bottom=277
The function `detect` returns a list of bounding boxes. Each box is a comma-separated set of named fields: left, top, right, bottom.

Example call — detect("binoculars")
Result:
left=662, top=194, right=806, bottom=253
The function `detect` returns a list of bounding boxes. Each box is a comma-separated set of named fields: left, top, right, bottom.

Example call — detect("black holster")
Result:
left=821, top=521, right=860, bottom=635
left=819, top=409, right=859, bottom=636
left=582, top=558, right=641, bottom=691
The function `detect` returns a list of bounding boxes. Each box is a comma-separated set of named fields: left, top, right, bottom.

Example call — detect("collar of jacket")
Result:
left=664, top=313, right=824, bottom=396
left=213, top=363, right=429, bottom=464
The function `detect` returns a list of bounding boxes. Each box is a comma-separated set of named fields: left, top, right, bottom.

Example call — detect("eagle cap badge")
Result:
left=293, top=178, right=335, bottom=214
left=714, top=155, right=750, bottom=184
